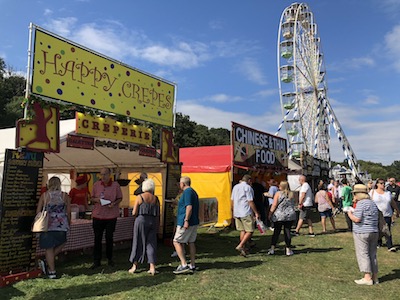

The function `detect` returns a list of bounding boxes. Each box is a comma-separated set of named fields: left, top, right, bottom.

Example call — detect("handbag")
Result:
left=271, top=192, right=296, bottom=222
left=32, top=193, right=49, bottom=233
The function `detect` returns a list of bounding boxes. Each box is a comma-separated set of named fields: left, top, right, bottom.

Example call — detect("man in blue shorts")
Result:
left=173, top=176, right=200, bottom=274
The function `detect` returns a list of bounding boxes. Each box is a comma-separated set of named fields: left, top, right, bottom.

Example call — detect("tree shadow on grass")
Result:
left=378, top=269, right=400, bottom=283
left=194, top=260, right=261, bottom=271
left=293, top=247, right=343, bottom=255
left=29, top=274, right=175, bottom=300
left=0, top=286, right=26, bottom=300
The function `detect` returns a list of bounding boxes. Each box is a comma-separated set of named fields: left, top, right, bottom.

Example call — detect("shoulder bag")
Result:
left=32, top=193, right=49, bottom=233
left=271, top=192, right=296, bottom=222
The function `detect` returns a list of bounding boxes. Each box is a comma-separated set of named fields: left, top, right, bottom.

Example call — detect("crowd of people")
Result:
left=230, top=174, right=400, bottom=285
left=35, top=169, right=400, bottom=285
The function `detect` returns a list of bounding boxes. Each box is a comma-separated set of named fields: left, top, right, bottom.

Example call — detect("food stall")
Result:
left=0, top=119, right=170, bottom=258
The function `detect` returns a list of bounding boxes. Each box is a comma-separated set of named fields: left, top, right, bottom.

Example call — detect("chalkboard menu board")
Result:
left=0, top=149, right=44, bottom=275
left=162, top=200, right=176, bottom=239
left=165, top=163, right=181, bottom=199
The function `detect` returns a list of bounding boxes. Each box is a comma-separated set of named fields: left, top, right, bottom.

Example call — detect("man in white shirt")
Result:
left=231, top=174, right=259, bottom=257
left=292, top=175, right=315, bottom=237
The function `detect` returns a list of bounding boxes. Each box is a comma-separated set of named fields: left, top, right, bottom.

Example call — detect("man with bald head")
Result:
left=291, top=175, right=315, bottom=237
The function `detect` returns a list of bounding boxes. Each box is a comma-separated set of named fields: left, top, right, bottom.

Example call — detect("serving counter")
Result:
left=36, top=216, right=134, bottom=256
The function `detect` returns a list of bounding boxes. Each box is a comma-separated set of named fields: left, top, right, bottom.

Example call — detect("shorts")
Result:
left=319, top=209, right=333, bottom=218
left=299, top=207, right=314, bottom=220
left=39, top=231, right=67, bottom=249
left=235, top=215, right=255, bottom=232
left=173, top=225, right=198, bottom=244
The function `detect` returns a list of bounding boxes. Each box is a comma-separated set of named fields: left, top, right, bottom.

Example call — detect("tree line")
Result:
left=1, top=57, right=399, bottom=180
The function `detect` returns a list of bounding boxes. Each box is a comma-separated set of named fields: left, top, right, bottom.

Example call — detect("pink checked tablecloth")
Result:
left=36, top=216, right=134, bottom=256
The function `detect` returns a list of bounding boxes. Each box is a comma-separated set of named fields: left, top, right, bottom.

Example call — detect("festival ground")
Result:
left=1, top=213, right=399, bottom=300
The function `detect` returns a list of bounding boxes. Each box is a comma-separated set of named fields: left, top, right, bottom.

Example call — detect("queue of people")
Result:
left=35, top=171, right=200, bottom=279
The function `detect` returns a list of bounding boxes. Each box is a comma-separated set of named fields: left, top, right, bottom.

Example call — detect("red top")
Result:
left=69, top=187, right=89, bottom=207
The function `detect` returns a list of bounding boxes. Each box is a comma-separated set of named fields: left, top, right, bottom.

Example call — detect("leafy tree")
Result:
left=151, top=112, right=230, bottom=149
left=0, top=58, right=26, bottom=127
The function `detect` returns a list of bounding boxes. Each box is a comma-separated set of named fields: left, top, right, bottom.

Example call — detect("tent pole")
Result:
left=24, top=23, right=34, bottom=119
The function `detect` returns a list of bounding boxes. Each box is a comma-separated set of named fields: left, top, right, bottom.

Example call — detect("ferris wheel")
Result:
left=276, top=2, right=364, bottom=181
left=277, top=2, right=330, bottom=162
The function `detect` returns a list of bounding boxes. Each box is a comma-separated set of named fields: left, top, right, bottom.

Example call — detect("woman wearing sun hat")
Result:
left=347, top=184, right=379, bottom=285
left=69, top=174, right=90, bottom=217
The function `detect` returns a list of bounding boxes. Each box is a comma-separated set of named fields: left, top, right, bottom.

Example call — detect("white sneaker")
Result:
left=170, top=251, right=178, bottom=257
left=267, top=249, right=275, bottom=255
left=286, top=249, right=294, bottom=256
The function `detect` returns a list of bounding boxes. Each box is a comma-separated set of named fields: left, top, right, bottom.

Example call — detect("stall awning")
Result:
left=180, top=145, right=232, bottom=173
left=0, top=119, right=164, bottom=173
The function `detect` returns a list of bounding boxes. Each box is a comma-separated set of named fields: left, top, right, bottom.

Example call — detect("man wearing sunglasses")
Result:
left=386, top=178, right=400, bottom=223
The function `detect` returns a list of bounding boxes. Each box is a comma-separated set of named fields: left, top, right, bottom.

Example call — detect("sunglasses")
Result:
left=377, top=182, right=385, bottom=184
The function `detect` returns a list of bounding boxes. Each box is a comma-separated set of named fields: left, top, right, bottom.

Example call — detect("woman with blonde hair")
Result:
left=129, top=178, right=160, bottom=275
left=36, top=176, right=71, bottom=279
left=267, top=181, right=297, bottom=256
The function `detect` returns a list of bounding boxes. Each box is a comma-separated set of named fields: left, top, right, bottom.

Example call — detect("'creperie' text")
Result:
left=81, top=119, right=151, bottom=141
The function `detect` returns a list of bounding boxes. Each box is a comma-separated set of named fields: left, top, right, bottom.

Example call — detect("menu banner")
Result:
left=165, top=163, right=182, bottom=199
left=232, top=122, right=288, bottom=169
left=0, top=149, right=44, bottom=275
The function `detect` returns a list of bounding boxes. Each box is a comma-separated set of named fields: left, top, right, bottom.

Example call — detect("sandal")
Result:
left=128, top=265, right=137, bottom=274
left=147, top=269, right=159, bottom=276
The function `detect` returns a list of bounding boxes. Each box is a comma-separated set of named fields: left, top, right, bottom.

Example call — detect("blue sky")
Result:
left=1, top=0, right=400, bottom=165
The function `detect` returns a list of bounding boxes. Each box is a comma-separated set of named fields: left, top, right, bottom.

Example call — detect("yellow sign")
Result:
left=161, top=128, right=179, bottom=163
left=76, top=112, right=152, bottom=145
left=16, top=104, right=60, bottom=152
left=32, top=28, right=176, bottom=127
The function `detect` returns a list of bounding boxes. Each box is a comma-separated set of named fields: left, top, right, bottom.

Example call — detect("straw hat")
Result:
left=352, top=184, right=370, bottom=199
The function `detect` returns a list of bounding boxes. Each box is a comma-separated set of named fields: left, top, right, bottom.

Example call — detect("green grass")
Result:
left=1, top=214, right=400, bottom=300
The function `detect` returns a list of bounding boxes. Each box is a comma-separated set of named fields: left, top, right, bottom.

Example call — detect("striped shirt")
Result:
left=352, top=199, right=379, bottom=234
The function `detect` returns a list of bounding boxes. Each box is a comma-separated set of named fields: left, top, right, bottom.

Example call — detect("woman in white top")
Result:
left=369, top=178, right=399, bottom=252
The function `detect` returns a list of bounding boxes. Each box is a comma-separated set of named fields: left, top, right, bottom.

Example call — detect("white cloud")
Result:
left=349, top=57, right=375, bottom=68
left=44, top=17, right=78, bottom=37
left=237, top=57, right=268, bottom=85
left=209, top=20, right=224, bottom=30
left=206, top=93, right=242, bottom=103
left=254, top=89, right=277, bottom=98
left=42, top=17, right=258, bottom=70
left=177, top=99, right=282, bottom=132
left=385, top=24, right=400, bottom=72
left=379, top=0, right=400, bottom=18
left=363, top=95, right=380, bottom=105
left=139, top=42, right=209, bottom=69
left=329, top=56, right=375, bottom=72
left=327, top=100, right=400, bottom=165
left=43, top=9, right=53, bottom=16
